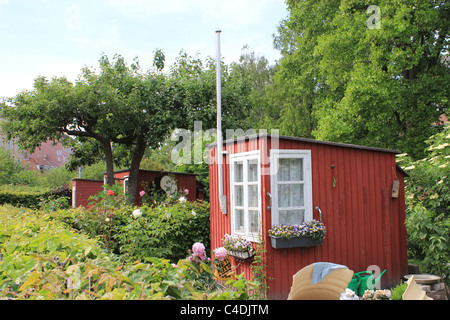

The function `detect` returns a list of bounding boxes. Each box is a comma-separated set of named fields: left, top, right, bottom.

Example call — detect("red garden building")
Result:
left=72, top=169, right=205, bottom=208
left=208, top=133, right=408, bottom=299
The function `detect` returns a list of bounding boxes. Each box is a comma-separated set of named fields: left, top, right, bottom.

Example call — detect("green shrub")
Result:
left=42, top=166, right=75, bottom=189
left=0, top=185, right=71, bottom=209
left=397, top=127, right=450, bottom=291
left=60, top=194, right=210, bottom=263
left=391, top=282, right=408, bottom=300
left=0, top=205, right=258, bottom=300
left=114, top=201, right=210, bottom=262
left=0, top=149, right=25, bottom=185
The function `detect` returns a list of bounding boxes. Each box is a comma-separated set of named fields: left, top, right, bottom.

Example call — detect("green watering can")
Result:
left=347, top=269, right=386, bottom=296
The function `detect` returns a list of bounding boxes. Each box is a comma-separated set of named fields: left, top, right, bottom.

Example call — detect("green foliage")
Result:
left=0, top=149, right=43, bottom=186
left=250, top=235, right=269, bottom=299
left=391, top=282, right=408, bottom=300
left=270, top=0, right=449, bottom=158
left=0, top=205, right=259, bottom=300
left=1, top=52, right=190, bottom=202
left=0, top=143, right=75, bottom=189
left=397, top=127, right=449, bottom=289
left=0, top=185, right=71, bottom=209
left=231, top=45, right=277, bottom=130
left=0, top=148, right=23, bottom=184
left=59, top=185, right=210, bottom=263
left=115, top=201, right=210, bottom=263
left=140, top=136, right=177, bottom=172
left=168, top=50, right=254, bottom=132
left=171, top=130, right=213, bottom=201
left=42, top=166, right=74, bottom=189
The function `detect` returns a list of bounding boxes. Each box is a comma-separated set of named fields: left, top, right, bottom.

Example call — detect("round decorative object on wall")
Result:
left=160, top=175, right=177, bottom=196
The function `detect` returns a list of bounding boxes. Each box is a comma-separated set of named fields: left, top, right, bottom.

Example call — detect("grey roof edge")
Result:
left=108, top=168, right=199, bottom=176
left=206, top=133, right=402, bottom=154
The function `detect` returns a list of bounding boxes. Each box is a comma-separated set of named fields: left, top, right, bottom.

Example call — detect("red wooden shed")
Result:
left=72, top=169, right=205, bottom=208
left=208, top=133, right=408, bottom=299
left=111, top=169, right=205, bottom=206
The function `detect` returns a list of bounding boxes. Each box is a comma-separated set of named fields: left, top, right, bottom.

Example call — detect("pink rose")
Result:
left=192, top=242, right=205, bottom=256
left=214, top=247, right=228, bottom=261
left=139, top=190, right=146, bottom=197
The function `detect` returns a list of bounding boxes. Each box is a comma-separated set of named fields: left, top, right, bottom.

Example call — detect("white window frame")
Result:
left=230, top=150, right=261, bottom=242
left=270, top=149, right=313, bottom=226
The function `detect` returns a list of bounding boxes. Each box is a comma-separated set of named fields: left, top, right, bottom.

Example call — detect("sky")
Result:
left=0, top=0, right=288, bottom=98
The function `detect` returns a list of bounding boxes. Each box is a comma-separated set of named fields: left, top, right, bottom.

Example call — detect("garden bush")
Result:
left=115, top=201, right=211, bottom=263
left=0, top=185, right=71, bottom=209
left=0, top=205, right=259, bottom=300
left=57, top=183, right=211, bottom=263
left=397, top=126, right=449, bottom=296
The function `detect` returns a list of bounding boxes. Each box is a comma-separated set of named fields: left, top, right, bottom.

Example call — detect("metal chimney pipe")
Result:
left=216, top=29, right=226, bottom=214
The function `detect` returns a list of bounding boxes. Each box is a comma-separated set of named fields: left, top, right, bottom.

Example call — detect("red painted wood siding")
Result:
left=72, top=170, right=204, bottom=208
left=72, top=179, right=104, bottom=208
left=126, top=170, right=203, bottom=205
left=209, top=135, right=408, bottom=299
left=105, top=169, right=204, bottom=205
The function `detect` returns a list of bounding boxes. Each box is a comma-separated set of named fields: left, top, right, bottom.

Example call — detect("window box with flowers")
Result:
left=222, top=234, right=254, bottom=260
left=268, top=220, right=326, bottom=249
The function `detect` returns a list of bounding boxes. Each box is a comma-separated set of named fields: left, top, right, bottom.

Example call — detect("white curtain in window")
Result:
left=271, top=150, right=312, bottom=226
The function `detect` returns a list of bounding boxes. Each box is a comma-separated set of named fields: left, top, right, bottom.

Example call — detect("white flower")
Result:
left=191, top=210, right=197, bottom=216
left=132, top=209, right=142, bottom=218
left=105, top=218, right=110, bottom=222
left=345, top=288, right=356, bottom=297
left=179, top=196, right=187, bottom=203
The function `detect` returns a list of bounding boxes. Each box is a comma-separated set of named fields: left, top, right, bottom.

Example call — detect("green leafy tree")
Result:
left=141, top=50, right=256, bottom=198
left=168, top=50, right=253, bottom=132
left=0, top=149, right=23, bottom=184
left=268, top=0, right=341, bottom=138
left=1, top=53, right=186, bottom=204
left=231, top=45, right=277, bottom=130
left=272, top=0, right=449, bottom=158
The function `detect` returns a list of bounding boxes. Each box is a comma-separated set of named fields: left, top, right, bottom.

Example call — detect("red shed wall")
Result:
left=71, top=179, right=104, bottom=208
left=132, top=170, right=201, bottom=205
left=107, top=170, right=203, bottom=206
left=72, top=171, right=203, bottom=208
left=209, top=135, right=408, bottom=299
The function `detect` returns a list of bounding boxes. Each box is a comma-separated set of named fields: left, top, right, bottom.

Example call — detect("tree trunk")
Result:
left=126, top=135, right=147, bottom=205
left=103, top=139, right=115, bottom=186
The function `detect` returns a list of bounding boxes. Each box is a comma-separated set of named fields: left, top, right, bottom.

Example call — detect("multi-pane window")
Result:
left=270, top=150, right=312, bottom=226
left=230, top=151, right=261, bottom=240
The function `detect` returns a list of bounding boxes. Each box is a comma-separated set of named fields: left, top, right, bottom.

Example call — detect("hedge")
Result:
left=0, top=185, right=71, bottom=208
